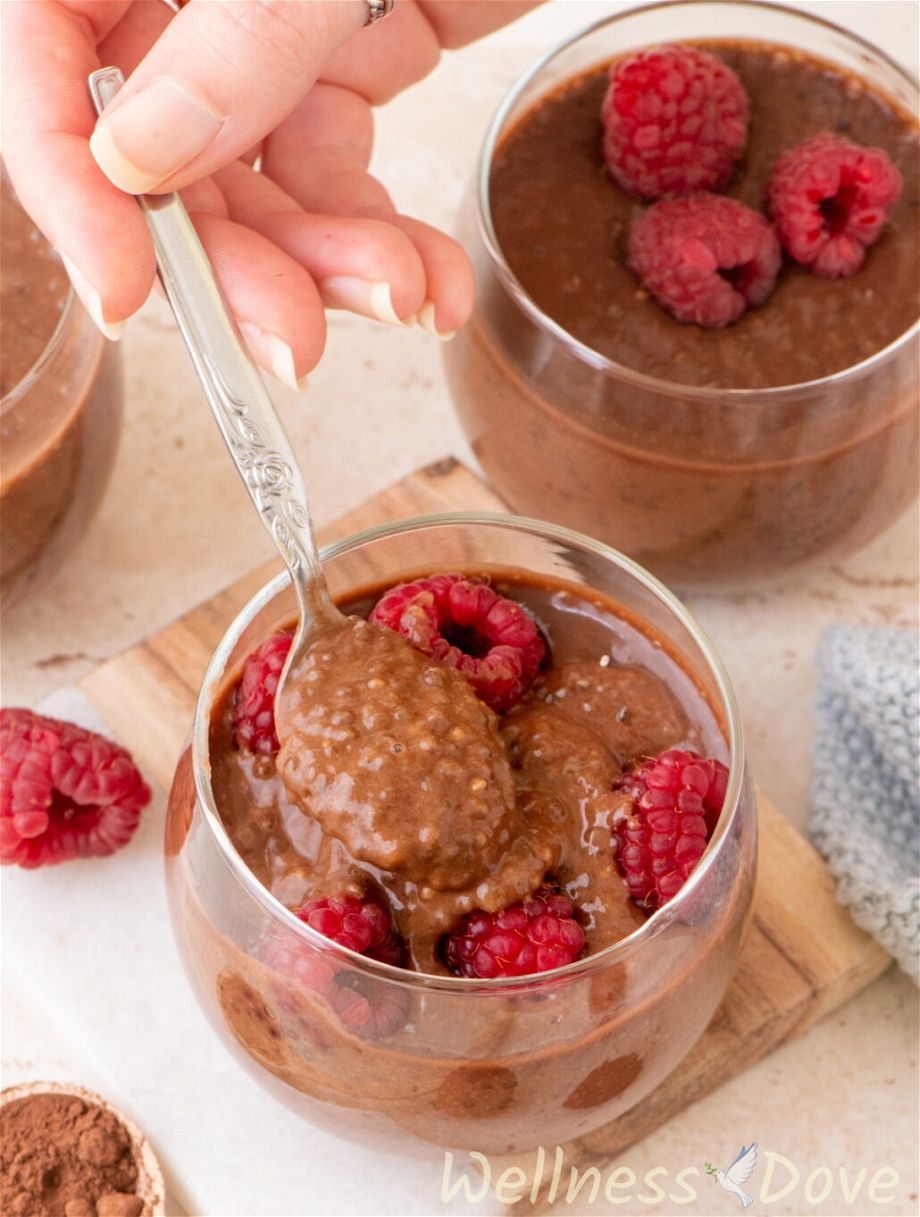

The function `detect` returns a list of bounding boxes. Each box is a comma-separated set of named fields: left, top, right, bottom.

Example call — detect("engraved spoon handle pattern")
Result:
left=88, top=66, right=342, bottom=636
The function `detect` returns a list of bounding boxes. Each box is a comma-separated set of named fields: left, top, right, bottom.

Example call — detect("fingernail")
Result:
left=90, top=77, right=223, bottom=194
left=417, top=300, right=456, bottom=341
left=320, top=277, right=412, bottom=326
left=240, top=323, right=308, bottom=393
left=59, top=254, right=125, bottom=341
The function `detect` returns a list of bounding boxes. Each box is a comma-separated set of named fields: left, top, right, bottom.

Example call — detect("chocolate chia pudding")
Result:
left=166, top=519, right=756, bottom=1154
left=0, top=173, right=122, bottom=605
left=444, top=6, right=919, bottom=590
left=214, top=573, right=725, bottom=970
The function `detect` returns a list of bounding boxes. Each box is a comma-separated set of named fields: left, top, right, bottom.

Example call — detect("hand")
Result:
left=1, top=1, right=535, bottom=387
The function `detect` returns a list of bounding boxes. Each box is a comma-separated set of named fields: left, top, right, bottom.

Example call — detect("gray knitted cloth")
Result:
left=810, top=625, right=920, bottom=982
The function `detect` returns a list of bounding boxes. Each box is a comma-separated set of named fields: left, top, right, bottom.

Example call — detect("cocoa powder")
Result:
left=0, top=1093, right=143, bottom=1217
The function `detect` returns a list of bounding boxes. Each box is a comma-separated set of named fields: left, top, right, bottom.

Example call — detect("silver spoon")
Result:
left=88, top=66, right=346, bottom=674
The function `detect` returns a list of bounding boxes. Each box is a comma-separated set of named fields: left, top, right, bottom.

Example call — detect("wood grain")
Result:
left=78, top=458, right=890, bottom=1209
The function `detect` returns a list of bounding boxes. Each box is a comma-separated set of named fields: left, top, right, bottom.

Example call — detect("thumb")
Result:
left=90, top=0, right=367, bottom=194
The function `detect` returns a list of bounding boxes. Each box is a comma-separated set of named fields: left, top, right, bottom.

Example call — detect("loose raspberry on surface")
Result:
left=369, top=575, right=545, bottom=713
left=0, top=708, right=151, bottom=869
left=767, top=131, right=903, bottom=278
left=292, top=894, right=404, bottom=966
left=628, top=193, right=782, bottom=328
left=601, top=44, right=749, bottom=199
left=233, top=632, right=293, bottom=755
left=613, top=748, right=729, bottom=911
left=443, top=884, right=586, bottom=979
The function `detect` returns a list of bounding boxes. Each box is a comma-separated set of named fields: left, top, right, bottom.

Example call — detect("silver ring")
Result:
left=160, top=0, right=394, bottom=18
left=365, top=0, right=395, bottom=25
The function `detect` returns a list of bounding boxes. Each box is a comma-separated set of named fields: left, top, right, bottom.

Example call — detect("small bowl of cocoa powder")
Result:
left=0, top=1082, right=165, bottom=1217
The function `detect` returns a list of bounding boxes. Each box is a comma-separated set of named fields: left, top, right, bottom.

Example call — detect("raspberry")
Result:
left=613, top=748, right=728, bottom=910
left=601, top=44, right=749, bottom=199
left=369, top=575, right=545, bottom=713
left=292, top=895, right=404, bottom=966
left=233, top=632, right=292, bottom=754
left=443, top=885, right=585, bottom=979
left=628, top=193, right=781, bottom=328
left=265, top=894, right=407, bottom=1038
left=767, top=132, right=903, bottom=278
left=0, top=708, right=151, bottom=869
left=268, top=939, right=408, bottom=1040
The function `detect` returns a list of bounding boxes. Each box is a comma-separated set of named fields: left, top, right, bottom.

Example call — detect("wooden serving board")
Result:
left=79, top=458, right=890, bottom=1205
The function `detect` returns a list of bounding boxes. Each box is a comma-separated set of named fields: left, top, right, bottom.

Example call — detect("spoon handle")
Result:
left=88, top=65, right=337, bottom=627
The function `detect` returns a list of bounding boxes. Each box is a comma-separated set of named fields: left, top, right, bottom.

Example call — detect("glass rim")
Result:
left=0, top=279, right=77, bottom=416
left=189, top=511, right=749, bottom=993
left=475, top=0, right=920, bottom=402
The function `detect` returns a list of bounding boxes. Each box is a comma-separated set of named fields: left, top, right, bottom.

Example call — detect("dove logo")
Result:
left=705, top=1142, right=758, bottom=1208
left=701, top=1145, right=902, bottom=1209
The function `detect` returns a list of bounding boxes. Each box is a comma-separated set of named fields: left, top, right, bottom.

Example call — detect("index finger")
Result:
left=87, top=0, right=367, bottom=196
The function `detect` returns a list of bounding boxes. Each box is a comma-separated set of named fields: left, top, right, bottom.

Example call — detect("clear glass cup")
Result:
left=443, top=1, right=919, bottom=592
left=165, top=515, right=757, bottom=1154
left=0, top=190, right=123, bottom=606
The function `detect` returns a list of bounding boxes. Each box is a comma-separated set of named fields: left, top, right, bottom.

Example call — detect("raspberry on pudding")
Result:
left=613, top=748, right=728, bottom=910
left=368, top=573, right=545, bottom=712
left=444, top=884, right=585, bottom=980
left=291, top=895, right=404, bottom=966
left=601, top=43, right=749, bottom=198
left=233, top=632, right=293, bottom=755
left=627, top=193, right=781, bottom=328
left=444, top=5, right=919, bottom=589
left=767, top=132, right=904, bottom=277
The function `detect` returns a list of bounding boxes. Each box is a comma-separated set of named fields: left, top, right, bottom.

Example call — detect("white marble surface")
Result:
left=2, top=2, right=918, bottom=1215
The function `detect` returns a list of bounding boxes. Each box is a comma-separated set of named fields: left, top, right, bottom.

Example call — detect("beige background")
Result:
left=2, top=2, right=918, bottom=1215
